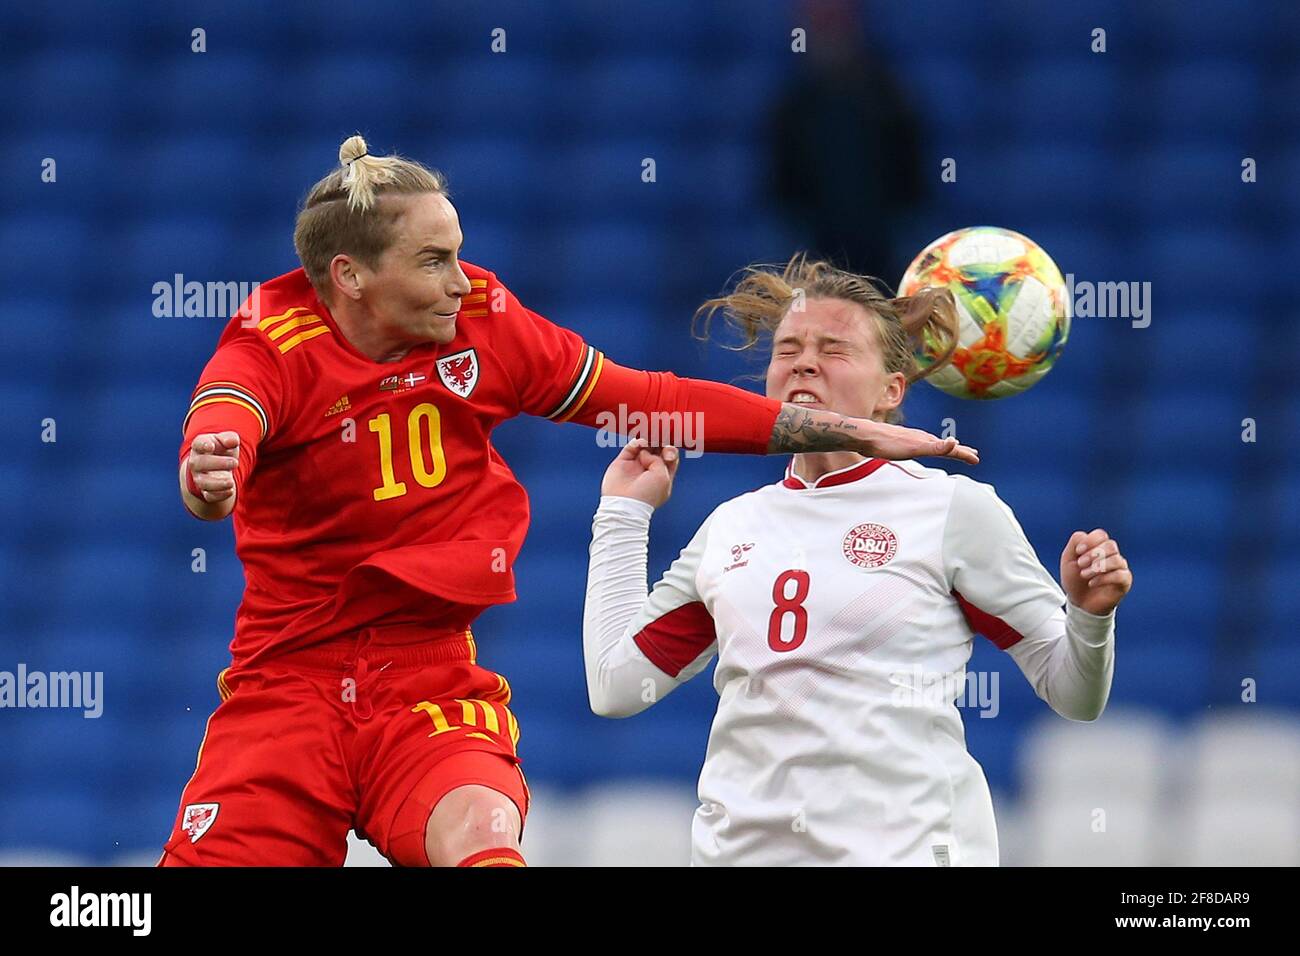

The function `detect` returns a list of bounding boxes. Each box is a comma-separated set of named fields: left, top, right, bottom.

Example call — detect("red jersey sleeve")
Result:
left=179, top=337, right=286, bottom=500
left=483, top=270, right=780, bottom=453
left=565, top=361, right=782, bottom=454
left=485, top=275, right=600, bottom=421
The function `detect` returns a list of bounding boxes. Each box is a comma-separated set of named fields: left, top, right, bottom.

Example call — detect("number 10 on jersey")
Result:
left=367, top=403, right=447, bottom=501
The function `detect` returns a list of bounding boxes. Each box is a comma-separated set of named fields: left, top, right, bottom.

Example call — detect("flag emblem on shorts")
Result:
left=182, top=802, right=219, bottom=844
left=842, top=523, right=898, bottom=570
left=437, top=348, right=479, bottom=399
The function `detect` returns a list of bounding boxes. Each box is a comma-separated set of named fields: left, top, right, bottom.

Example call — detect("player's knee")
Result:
left=424, top=783, right=521, bottom=867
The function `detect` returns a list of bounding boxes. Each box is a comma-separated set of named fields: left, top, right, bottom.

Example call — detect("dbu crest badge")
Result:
left=842, top=523, right=898, bottom=570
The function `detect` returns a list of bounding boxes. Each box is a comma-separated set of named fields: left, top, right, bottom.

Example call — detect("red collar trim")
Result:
left=782, top=457, right=888, bottom=490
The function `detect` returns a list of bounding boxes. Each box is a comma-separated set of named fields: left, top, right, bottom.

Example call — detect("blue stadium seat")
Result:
left=903, top=60, right=983, bottom=141
left=980, top=146, right=1109, bottom=217
left=1144, top=310, right=1259, bottom=392
left=8, top=50, right=128, bottom=131
left=7, top=131, right=113, bottom=215
left=692, top=61, right=788, bottom=138
left=1260, top=559, right=1300, bottom=650
left=133, top=136, right=255, bottom=217
left=0, top=385, right=60, bottom=470
left=555, top=223, right=669, bottom=298
left=983, top=469, right=1085, bottom=553
left=154, top=55, right=273, bottom=136
left=271, top=55, right=418, bottom=138
left=41, top=546, right=167, bottom=631
left=550, top=141, right=686, bottom=225
left=0, top=295, right=76, bottom=382
left=965, top=391, right=1092, bottom=471
left=564, top=0, right=715, bottom=55
left=1111, top=552, right=1223, bottom=657
left=1012, top=62, right=1124, bottom=140
left=1108, top=636, right=1215, bottom=714
left=1252, top=642, right=1300, bottom=709
left=873, top=1, right=1001, bottom=59
left=1131, top=391, right=1242, bottom=461
left=0, top=790, right=108, bottom=854
left=509, top=549, right=592, bottom=623
left=96, top=304, right=223, bottom=386
left=434, top=139, right=544, bottom=222
left=440, top=57, right=554, bottom=142
left=486, top=633, right=590, bottom=720
left=1128, top=148, right=1252, bottom=228
left=0, top=216, right=92, bottom=291
left=118, top=220, right=238, bottom=305
left=1147, top=63, right=1261, bottom=141
left=1272, top=465, right=1300, bottom=552
left=1141, top=2, right=1270, bottom=57
left=1119, top=470, right=1235, bottom=547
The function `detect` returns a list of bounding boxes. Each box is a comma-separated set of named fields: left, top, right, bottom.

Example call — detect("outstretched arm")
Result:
left=764, top=401, right=977, bottom=462
left=565, top=359, right=979, bottom=464
left=486, top=277, right=978, bottom=463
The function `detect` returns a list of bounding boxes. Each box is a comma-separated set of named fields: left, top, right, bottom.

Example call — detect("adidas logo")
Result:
left=325, top=395, right=350, bottom=416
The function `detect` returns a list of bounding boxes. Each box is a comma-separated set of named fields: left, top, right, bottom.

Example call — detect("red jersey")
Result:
left=181, top=263, right=781, bottom=668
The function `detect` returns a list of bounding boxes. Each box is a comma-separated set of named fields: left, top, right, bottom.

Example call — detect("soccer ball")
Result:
left=898, top=226, right=1070, bottom=400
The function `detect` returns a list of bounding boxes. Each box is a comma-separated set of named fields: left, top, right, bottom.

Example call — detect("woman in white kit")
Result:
left=582, top=255, right=1133, bottom=866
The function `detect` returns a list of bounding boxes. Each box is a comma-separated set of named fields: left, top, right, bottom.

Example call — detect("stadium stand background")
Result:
left=2, top=0, right=1298, bottom=865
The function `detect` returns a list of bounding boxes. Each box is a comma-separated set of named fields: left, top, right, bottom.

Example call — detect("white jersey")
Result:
left=582, top=456, right=1115, bottom=866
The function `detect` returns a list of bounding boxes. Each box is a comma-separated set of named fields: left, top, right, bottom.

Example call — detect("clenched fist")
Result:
left=185, top=431, right=241, bottom=504
left=1061, top=528, right=1132, bottom=617
left=601, top=440, right=680, bottom=509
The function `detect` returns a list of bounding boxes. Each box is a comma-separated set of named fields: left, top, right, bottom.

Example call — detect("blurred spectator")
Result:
left=769, top=0, right=924, bottom=282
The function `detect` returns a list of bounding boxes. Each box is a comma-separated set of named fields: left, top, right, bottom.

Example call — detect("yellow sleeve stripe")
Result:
left=492, top=672, right=512, bottom=705
left=184, top=397, right=267, bottom=438
left=469, top=278, right=488, bottom=289
left=256, top=305, right=311, bottom=331
left=461, top=293, right=487, bottom=305
left=278, top=325, right=331, bottom=354
left=555, top=350, right=605, bottom=423
left=266, top=313, right=323, bottom=341
left=459, top=308, right=489, bottom=318
left=469, top=856, right=526, bottom=867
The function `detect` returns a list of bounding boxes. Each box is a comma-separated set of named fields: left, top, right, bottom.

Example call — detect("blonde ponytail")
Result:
left=893, top=286, right=959, bottom=385
left=293, top=134, right=449, bottom=298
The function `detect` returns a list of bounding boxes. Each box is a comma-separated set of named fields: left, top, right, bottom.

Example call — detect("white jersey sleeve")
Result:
left=944, top=477, right=1115, bottom=721
left=583, top=495, right=718, bottom=718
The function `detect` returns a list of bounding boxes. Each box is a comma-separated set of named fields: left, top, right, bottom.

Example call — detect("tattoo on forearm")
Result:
left=767, top=405, right=864, bottom=454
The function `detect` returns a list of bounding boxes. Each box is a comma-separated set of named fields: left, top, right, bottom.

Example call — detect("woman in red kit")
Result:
left=161, top=134, right=979, bottom=867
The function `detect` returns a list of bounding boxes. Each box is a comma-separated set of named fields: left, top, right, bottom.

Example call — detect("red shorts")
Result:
left=158, top=624, right=530, bottom=866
